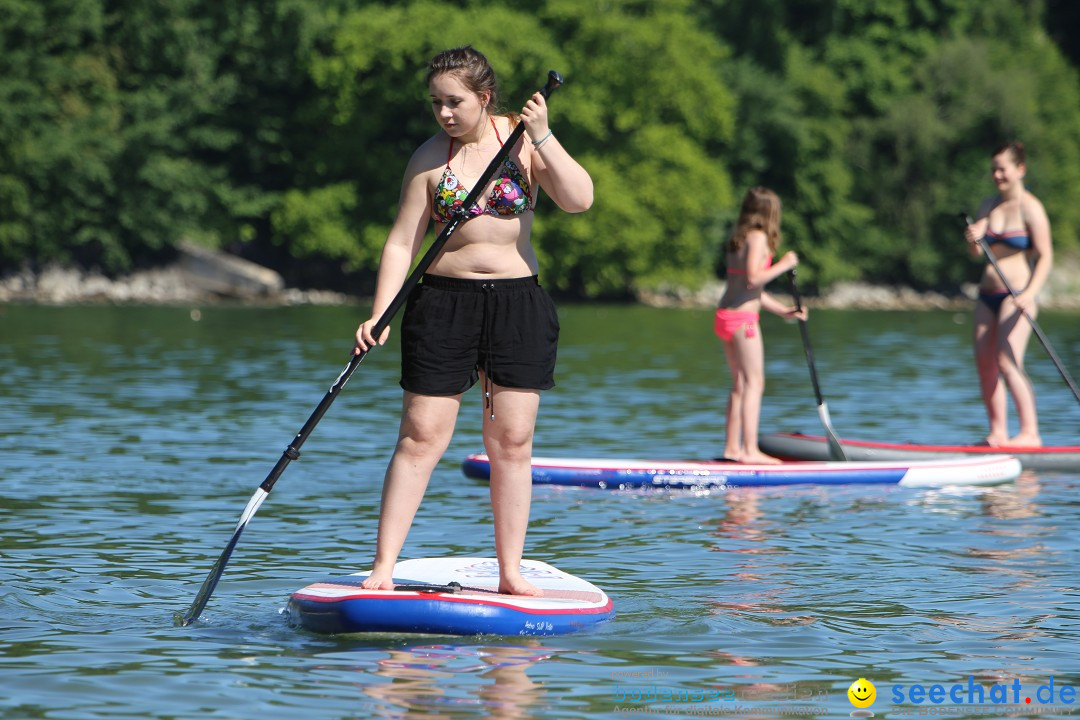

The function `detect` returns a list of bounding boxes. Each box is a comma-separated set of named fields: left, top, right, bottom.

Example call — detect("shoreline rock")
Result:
left=0, top=244, right=351, bottom=306
left=635, top=281, right=978, bottom=311
left=637, top=254, right=1080, bottom=311
left=2, top=251, right=1078, bottom=311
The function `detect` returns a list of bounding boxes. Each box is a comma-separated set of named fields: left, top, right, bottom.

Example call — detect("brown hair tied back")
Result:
left=993, top=140, right=1026, bottom=166
left=427, top=46, right=500, bottom=114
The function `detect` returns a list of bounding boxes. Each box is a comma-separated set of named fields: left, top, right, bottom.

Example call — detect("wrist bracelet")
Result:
left=531, top=130, right=552, bottom=147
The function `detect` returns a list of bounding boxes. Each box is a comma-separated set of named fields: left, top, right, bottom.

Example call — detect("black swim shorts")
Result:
left=398, top=274, right=560, bottom=396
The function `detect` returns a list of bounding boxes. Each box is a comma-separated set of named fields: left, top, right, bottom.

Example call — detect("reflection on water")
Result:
left=2, top=304, right=1078, bottom=719
left=362, top=643, right=548, bottom=720
left=711, top=489, right=768, bottom=545
left=978, top=471, right=1042, bottom=520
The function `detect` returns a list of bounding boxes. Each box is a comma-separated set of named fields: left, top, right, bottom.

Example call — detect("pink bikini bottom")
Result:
left=714, top=309, right=759, bottom=341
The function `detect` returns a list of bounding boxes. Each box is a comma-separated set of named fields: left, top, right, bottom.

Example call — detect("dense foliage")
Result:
left=2, top=0, right=1077, bottom=297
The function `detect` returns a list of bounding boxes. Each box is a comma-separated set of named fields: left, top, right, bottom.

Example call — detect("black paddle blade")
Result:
left=179, top=485, right=270, bottom=626
left=178, top=526, right=246, bottom=626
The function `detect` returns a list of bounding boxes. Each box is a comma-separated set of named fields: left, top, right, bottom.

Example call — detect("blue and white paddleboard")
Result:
left=462, top=453, right=1022, bottom=489
left=286, top=557, right=614, bottom=636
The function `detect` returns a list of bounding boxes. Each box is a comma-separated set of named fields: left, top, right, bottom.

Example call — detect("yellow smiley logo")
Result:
left=848, top=678, right=876, bottom=708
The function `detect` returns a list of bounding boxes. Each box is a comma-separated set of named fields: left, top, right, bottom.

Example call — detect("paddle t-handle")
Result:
left=541, top=70, right=563, bottom=98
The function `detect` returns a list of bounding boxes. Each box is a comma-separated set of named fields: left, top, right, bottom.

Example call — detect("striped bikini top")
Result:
left=984, top=228, right=1031, bottom=250
left=983, top=202, right=1031, bottom=250
left=431, top=117, right=533, bottom=223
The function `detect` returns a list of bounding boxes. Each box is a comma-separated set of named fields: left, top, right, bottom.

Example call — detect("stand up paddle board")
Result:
left=760, top=432, right=1080, bottom=472
left=462, top=453, right=1021, bottom=489
left=286, top=557, right=614, bottom=636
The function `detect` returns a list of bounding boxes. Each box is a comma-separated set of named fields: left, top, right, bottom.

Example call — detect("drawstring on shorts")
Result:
left=481, top=282, right=495, bottom=421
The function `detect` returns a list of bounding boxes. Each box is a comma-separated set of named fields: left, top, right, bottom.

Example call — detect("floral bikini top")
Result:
left=431, top=117, right=533, bottom=223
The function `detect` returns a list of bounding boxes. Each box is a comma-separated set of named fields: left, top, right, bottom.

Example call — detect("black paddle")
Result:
left=178, top=70, right=565, bottom=627
left=961, top=213, right=1080, bottom=407
left=788, top=269, right=848, bottom=460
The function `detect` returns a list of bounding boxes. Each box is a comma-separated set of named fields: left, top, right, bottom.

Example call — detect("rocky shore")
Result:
left=0, top=243, right=351, bottom=307
left=2, top=245, right=1078, bottom=311
left=640, top=273, right=1080, bottom=311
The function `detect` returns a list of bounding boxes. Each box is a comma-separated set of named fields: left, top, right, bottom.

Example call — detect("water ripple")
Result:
left=2, top=305, right=1078, bottom=719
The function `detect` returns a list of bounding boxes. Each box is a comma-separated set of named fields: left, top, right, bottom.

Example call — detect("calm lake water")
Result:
left=2, top=302, right=1079, bottom=720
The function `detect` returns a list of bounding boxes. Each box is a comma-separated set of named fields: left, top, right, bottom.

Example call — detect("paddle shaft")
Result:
left=789, top=272, right=825, bottom=406
left=962, top=213, right=1080, bottom=406
left=789, top=270, right=847, bottom=460
left=180, top=71, right=565, bottom=626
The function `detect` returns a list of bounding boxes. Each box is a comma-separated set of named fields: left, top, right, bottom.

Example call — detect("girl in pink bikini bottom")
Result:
left=714, top=309, right=759, bottom=341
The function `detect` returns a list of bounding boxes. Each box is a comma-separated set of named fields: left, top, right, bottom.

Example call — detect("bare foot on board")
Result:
left=499, top=572, right=544, bottom=597
left=360, top=566, right=395, bottom=590
left=738, top=451, right=783, bottom=465
left=1007, top=432, right=1042, bottom=448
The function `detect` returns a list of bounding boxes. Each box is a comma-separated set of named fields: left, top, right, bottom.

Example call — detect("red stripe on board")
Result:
left=291, top=590, right=613, bottom=615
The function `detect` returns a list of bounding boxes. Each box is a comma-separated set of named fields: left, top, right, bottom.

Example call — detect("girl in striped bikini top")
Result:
left=984, top=227, right=1031, bottom=250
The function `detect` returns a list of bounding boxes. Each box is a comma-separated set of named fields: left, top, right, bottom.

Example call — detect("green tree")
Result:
left=0, top=0, right=121, bottom=269
left=706, top=0, right=1080, bottom=290
left=3, top=0, right=1077, bottom=296
left=300, top=0, right=736, bottom=298
left=0, top=0, right=338, bottom=276
left=537, top=0, right=736, bottom=296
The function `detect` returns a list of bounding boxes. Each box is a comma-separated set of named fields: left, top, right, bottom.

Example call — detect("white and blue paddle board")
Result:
left=462, top=453, right=1021, bottom=489
left=286, top=557, right=614, bottom=636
